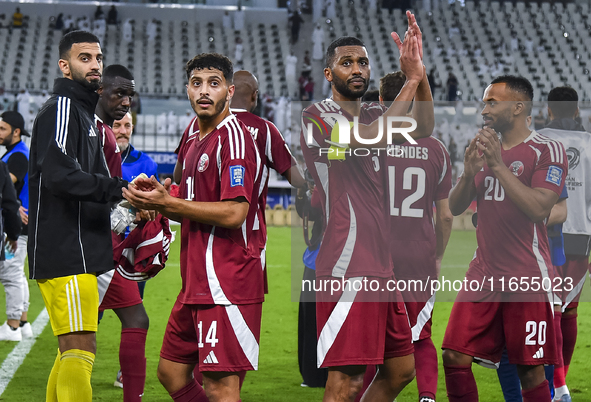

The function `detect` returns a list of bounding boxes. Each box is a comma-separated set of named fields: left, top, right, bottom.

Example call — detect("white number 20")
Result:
left=525, top=320, right=547, bottom=346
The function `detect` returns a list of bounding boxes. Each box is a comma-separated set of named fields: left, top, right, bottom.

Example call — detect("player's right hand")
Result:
left=393, top=31, right=423, bottom=82
left=463, top=136, right=485, bottom=178
left=19, top=206, right=28, bottom=225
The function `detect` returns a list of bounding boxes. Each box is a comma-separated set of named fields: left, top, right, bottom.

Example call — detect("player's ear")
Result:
left=324, top=67, right=333, bottom=83
left=186, top=84, right=190, bottom=100
left=58, top=58, right=70, bottom=77
left=97, top=85, right=104, bottom=96
left=514, top=101, right=524, bottom=116
left=227, top=84, right=235, bottom=100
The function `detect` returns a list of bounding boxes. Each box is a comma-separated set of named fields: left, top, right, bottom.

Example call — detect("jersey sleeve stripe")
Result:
left=55, top=96, right=70, bottom=154
left=265, top=123, right=273, bottom=163
left=227, top=122, right=236, bottom=160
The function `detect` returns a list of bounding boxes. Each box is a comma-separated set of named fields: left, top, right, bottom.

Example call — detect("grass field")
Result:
left=1, top=227, right=591, bottom=401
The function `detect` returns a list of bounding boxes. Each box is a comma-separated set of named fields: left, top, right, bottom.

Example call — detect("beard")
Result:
left=331, top=73, right=369, bottom=100
left=71, top=68, right=101, bottom=91
left=194, top=93, right=227, bottom=121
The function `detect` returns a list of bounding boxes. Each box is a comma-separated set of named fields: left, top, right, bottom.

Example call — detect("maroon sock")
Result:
left=521, top=379, right=550, bottom=402
left=170, top=379, right=209, bottom=402
left=444, top=365, right=478, bottom=402
left=120, top=328, right=147, bottom=402
left=553, top=311, right=566, bottom=388
left=354, top=365, right=377, bottom=402
left=414, top=338, right=438, bottom=400
left=561, top=313, right=577, bottom=367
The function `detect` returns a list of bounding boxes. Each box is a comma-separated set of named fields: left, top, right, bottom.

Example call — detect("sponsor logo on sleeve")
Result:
left=546, top=166, right=563, bottom=186
left=230, top=165, right=245, bottom=187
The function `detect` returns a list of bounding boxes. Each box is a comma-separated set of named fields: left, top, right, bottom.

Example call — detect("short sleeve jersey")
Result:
left=95, top=116, right=122, bottom=178
left=467, top=131, right=568, bottom=292
left=175, top=116, right=199, bottom=163
left=178, top=114, right=263, bottom=305
left=385, top=137, right=452, bottom=280
left=300, top=99, right=392, bottom=279
left=231, top=109, right=296, bottom=249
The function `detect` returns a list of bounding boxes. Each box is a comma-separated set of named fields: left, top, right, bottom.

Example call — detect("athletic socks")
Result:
left=522, top=379, right=551, bottom=402
left=553, top=311, right=566, bottom=390
left=46, top=348, right=62, bottom=402
left=414, top=338, right=438, bottom=400
left=57, top=349, right=95, bottom=402
left=169, top=379, right=209, bottom=402
left=444, top=364, right=478, bottom=402
left=561, top=313, right=577, bottom=370
left=120, top=328, right=148, bottom=402
left=554, top=385, right=570, bottom=401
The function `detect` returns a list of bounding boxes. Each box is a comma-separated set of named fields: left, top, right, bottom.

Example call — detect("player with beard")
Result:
left=300, top=12, right=433, bottom=402
left=123, top=53, right=263, bottom=402
left=94, top=64, right=152, bottom=402
left=443, top=75, right=567, bottom=402
left=29, top=30, right=128, bottom=402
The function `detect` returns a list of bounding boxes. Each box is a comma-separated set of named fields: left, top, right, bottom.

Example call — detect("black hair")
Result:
left=380, top=71, right=406, bottom=106
left=548, top=86, right=578, bottom=119
left=59, top=30, right=101, bottom=59
left=490, top=75, right=534, bottom=114
left=325, top=36, right=365, bottom=68
left=103, top=64, right=134, bottom=81
left=361, top=89, right=380, bottom=102
left=185, top=53, right=233, bottom=83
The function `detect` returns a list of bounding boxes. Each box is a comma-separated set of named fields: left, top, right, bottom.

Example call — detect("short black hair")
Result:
left=548, top=86, right=578, bottom=119
left=185, top=53, right=233, bottom=83
left=59, top=30, right=100, bottom=59
left=380, top=71, right=406, bottom=106
left=103, top=64, right=134, bottom=81
left=325, top=36, right=365, bottom=68
left=490, top=75, right=534, bottom=113
left=361, top=89, right=380, bottom=102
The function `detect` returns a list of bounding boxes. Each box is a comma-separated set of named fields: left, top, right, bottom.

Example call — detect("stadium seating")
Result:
left=326, top=1, right=591, bottom=102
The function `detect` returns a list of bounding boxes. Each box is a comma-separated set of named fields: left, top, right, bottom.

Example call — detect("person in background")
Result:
left=12, top=8, right=23, bottom=28
left=0, top=111, right=29, bottom=341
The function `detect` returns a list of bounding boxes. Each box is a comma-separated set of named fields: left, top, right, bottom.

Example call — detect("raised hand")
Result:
left=476, top=127, right=503, bottom=170
left=463, top=136, right=485, bottom=178
left=392, top=29, right=423, bottom=82
left=406, top=10, right=423, bottom=61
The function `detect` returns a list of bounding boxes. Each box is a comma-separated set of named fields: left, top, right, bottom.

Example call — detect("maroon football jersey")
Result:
left=386, top=137, right=452, bottom=280
left=175, top=116, right=198, bottom=163
left=178, top=114, right=263, bottom=305
left=466, top=131, right=567, bottom=292
left=231, top=108, right=296, bottom=249
left=95, top=116, right=122, bottom=178
left=300, top=100, right=392, bottom=279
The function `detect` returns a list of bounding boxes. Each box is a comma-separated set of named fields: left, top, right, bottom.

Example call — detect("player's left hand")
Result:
left=18, top=206, right=28, bottom=225
left=123, top=176, right=169, bottom=211
left=476, top=127, right=503, bottom=169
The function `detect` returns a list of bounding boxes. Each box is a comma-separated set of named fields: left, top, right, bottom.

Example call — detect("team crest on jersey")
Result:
left=566, top=147, right=580, bottom=170
left=509, top=161, right=524, bottom=177
left=546, top=166, right=563, bottom=186
left=198, top=154, right=209, bottom=172
left=230, top=165, right=245, bottom=187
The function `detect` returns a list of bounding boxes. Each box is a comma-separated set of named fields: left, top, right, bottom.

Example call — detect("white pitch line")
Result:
left=0, top=308, right=50, bottom=396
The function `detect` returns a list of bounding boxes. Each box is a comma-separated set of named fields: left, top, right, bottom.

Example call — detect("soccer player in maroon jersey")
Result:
left=95, top=64, right=151, bottom=402
left=123, top=53, right=262, bottom=402
left=380, top=71, right=453, bottom=402
left=300, top=12, right=433, bottom=402
left=443, top=75, right=568, bottom=402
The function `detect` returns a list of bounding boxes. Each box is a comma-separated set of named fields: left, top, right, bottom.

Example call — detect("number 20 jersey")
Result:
left=467, top=130, right=567, bottom=291
left=178, top=114, right=263, bottom=305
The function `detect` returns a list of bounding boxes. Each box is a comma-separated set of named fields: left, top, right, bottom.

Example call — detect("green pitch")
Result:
left=1, top=228, right=590, bottom=401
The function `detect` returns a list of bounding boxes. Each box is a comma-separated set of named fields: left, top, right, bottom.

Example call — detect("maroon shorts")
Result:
left=160, top=299, right=262, bottom=372
left=403, top=290, right=436, bottom=342
left=98, top=269, right=143, bottom=312
left=442, top=290, right=556, bottom=367
left=316, top=276, right=413, bottom=368
left=556, top=255, right=589, bottom=310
